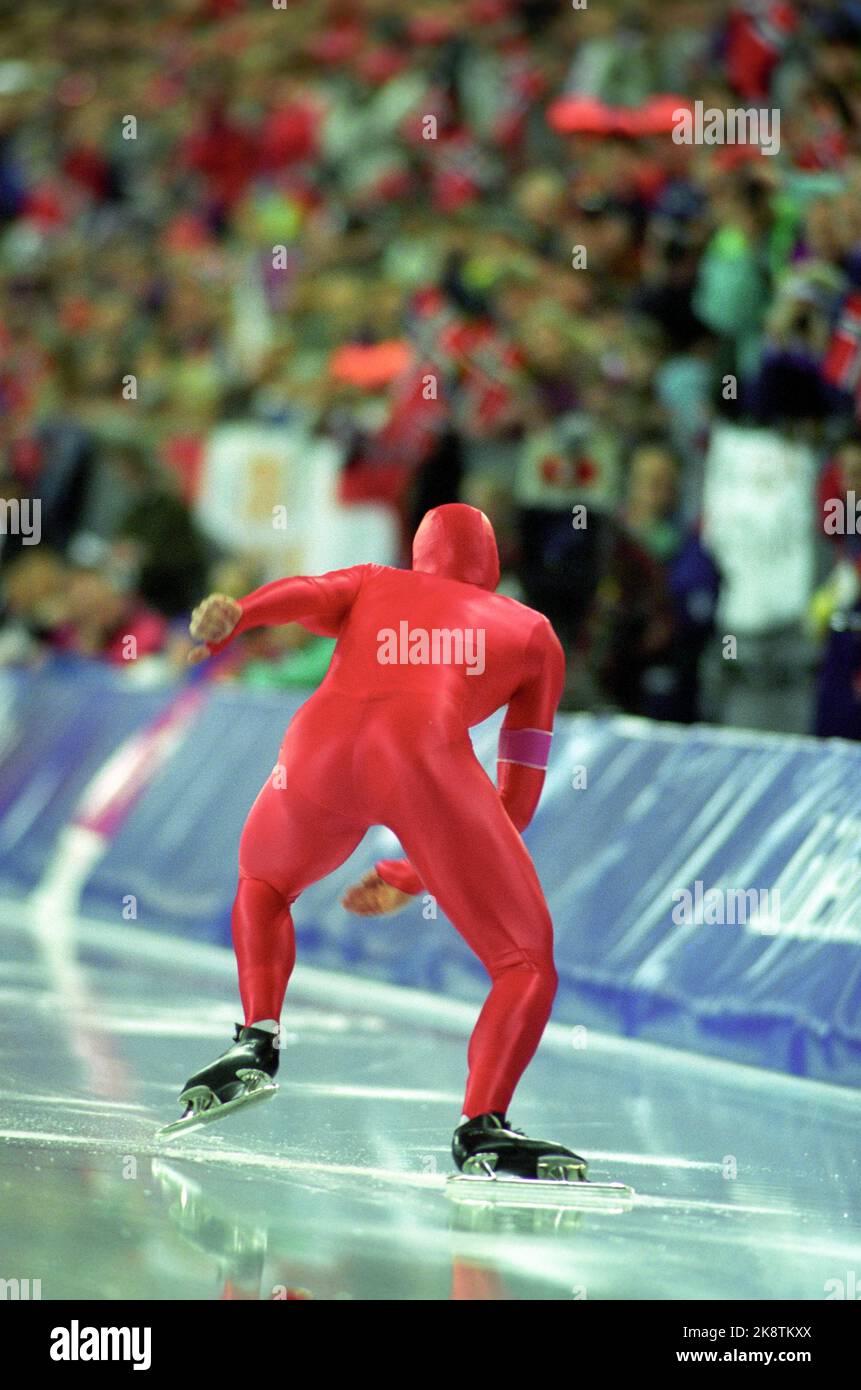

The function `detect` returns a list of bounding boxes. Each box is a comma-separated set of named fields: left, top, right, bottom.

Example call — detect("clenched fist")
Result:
left=341, top=869, right=413, bottom=917
left=188, top=593, right=242, bottom=664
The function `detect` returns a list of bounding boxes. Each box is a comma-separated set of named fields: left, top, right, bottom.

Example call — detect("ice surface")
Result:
left=1, top=904, right=859, bottom=1301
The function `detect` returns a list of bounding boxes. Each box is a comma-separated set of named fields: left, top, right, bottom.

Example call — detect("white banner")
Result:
left=702, top=424, right=815, bottom=634
left=195, top=424, right=399, bottom=577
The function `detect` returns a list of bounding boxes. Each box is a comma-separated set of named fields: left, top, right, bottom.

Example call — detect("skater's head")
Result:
left=411, top=504, right=500, bottom=591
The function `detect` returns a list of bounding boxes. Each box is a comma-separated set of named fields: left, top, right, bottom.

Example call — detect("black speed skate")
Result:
left=452, top=1112, right=587, bottom=1180
left=157, top=1024, right=280, bottom=1140
left=448, top=1113, right=635, bottom=1207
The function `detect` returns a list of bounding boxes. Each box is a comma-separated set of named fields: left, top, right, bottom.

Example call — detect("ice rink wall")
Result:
left=1, top=664, right=859, bottom=1087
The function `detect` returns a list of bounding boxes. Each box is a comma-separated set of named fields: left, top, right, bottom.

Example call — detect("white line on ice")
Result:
left=0, top=1089, right=149, bottom=1113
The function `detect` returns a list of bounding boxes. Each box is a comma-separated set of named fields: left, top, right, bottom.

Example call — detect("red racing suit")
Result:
left=210, top=504, right=565, bottom=1117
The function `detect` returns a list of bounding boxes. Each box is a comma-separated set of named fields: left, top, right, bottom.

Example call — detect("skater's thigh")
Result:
left=239, top=771, right=366, bottom=901
left=386, top=754, right=554, bottom=975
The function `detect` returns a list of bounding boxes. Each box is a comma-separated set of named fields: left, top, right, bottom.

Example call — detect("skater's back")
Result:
left=317, top=562, right=557, bottom=737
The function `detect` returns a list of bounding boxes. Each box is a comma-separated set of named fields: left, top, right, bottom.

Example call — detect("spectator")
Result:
left=51, top=563, right=168, bottom=666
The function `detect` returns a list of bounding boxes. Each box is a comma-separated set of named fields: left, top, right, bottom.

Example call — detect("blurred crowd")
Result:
left=2, top=0, right=861, bottom=731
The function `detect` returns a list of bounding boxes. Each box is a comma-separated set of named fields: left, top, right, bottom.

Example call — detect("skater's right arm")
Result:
left=188, top=568, right=367, bottom=662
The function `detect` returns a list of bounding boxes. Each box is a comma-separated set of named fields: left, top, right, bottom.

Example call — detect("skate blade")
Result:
left=446, top=1174, right=635, bottom=1209
left=461, top=1152, right=588, bottom=1181
left=157, top=1074, right=279, bottom=1140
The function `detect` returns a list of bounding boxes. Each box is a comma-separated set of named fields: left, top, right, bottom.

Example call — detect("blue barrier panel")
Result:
left=0, top=664, right=859, bottom=1085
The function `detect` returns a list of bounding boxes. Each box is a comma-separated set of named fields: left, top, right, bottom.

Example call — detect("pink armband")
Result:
left=497, top=727, right=552, bottom=770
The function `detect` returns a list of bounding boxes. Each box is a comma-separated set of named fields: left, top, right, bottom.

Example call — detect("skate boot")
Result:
left=158, top=1024, right=280, bottom=1139
left=452, top=1112, right=588, bottom=1181
left=447, top=1112, right=635, bottom=1206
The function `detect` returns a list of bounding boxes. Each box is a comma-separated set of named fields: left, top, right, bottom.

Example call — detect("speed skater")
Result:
left=166, top=503, right=586, bottom=1179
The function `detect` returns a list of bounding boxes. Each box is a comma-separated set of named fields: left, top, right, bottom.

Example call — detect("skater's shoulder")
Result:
left=356, top=564, right=472, bottom=590
left=494, top=592, right=562, bottom=640
left=356, top=562, right=409, bottom=581
left=348, top=562, right=398, bottom=586
left=513, top=606, right=566, bottom=672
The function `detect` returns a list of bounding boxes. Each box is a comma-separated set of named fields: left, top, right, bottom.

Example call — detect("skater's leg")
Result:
left=232, top=773, right=366, bottom=1025
left=162, top=779, right=365, bottom=1136
left=384, top=753, right=557, bottom=1118
left=232, top=877, right=296, bottom=1024
left=462, top=958, right=557, bottom=1117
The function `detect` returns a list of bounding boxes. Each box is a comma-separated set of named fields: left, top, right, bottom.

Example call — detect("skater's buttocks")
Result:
left=277, top=688, right=472, bottom=823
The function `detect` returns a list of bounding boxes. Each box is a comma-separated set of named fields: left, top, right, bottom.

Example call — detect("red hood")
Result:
left=411, top=503, right=500, bottom=591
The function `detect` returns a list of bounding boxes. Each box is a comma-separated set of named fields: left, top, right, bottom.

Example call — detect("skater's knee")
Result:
left=237, top=836, right=299, bottom=900
left=533, top=956, right=558, bottom=1003
left=235, top=872, right=295, bottom=911
left=490, top=950, right=557, bottom=1001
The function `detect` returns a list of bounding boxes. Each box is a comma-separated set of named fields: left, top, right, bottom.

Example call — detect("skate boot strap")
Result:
left=233, top=1023, right=278, bottom=1045
left=456, top=1113, right=526, bottom=1139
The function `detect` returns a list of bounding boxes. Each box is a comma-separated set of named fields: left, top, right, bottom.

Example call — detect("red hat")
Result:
left=330, top=341, right=413, bottom=389
left=619, top=95, right=694, bottom=136
left=546, top=94, right=619, bottom=135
